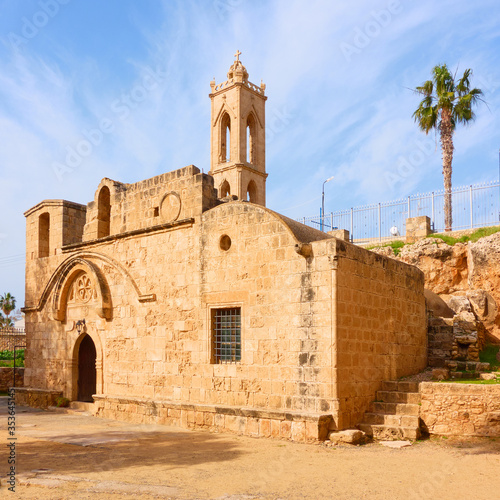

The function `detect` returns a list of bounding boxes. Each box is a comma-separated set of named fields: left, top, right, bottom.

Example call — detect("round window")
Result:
left=219, top=235, right=232, bottom=251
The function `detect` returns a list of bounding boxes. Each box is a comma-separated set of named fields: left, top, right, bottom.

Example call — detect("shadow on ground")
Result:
left=15, top=431, right=246, bottom=476
left=428, top=435, right=500, bottom=455
left=0, top=399, right=248, bottom=477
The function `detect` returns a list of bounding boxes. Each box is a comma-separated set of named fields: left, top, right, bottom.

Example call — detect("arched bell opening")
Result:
left=220, top=180, right=231, bottom=198
left=246, top=180, right=257, bottom=203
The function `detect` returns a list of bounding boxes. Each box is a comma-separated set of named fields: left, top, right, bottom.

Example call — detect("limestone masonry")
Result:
left=20, top=54, right=427, bottom=441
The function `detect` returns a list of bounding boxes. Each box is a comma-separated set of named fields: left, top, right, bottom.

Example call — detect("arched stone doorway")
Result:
left=77, top=334, right=97, bottom=402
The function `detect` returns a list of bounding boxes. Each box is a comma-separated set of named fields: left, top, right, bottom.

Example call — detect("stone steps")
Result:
left=358, top=380, right=422, bottom=441
left=358, top=423, right=421, bottom=441
left=380, top=381, right=419, bottom=392
left=369, top=401, right=420, bottom=416
left=375, top=391, right=421, bottom=404
left=362, top=412, right=419, bottom=427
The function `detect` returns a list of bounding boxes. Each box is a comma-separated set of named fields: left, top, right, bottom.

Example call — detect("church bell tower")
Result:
left=209, top=51, right=267, bottom=206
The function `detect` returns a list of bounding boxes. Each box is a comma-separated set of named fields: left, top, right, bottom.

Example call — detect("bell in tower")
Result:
left=209, top=51, right=268, bottom=206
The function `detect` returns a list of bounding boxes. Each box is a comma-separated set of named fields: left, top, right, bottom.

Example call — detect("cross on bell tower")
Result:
left=209, top=51, right=268, bottom=206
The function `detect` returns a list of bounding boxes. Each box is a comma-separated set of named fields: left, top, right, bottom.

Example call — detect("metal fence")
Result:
left=300, top=181, right=500, bottom=244
left=0, top=327, right=26, bottom=351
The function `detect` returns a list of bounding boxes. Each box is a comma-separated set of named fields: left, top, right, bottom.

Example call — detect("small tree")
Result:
left=413, top=64, right=483, bottom=231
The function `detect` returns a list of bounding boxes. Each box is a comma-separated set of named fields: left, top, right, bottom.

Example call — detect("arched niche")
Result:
left=38, top=212, right=50, bottom=258
left=97, top=186, right=111, bottom=238
left=51, top=258, right=112, bottom=322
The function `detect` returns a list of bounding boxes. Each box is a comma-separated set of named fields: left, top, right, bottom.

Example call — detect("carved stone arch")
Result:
left=26, top=251, right=155, bottom=315
left=213, top=102, right=236, bottom=128
left=52, top=258, right=112, bottom=322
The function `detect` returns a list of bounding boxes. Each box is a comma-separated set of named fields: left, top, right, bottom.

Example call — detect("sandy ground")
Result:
left=1, top=397, right=500, bottom=499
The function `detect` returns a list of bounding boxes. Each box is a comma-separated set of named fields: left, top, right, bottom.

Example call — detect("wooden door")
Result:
left=77, top=334, right=96, bottom=402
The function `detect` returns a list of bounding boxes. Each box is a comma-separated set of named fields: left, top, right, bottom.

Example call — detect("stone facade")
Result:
left=20, top=55, right=427, bottom=440
left=420, top=382, right=500, bottom=436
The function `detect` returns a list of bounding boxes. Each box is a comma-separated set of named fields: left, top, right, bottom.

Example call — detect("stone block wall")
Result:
left=94, top=395, right=332, bottom=443
left=15, top=387, right=62, bottom=408
left=0, top=368, right=24, bottom=391
left=334, top=241, right=427, bottom=428
left=420, top=382, right=500, bottom=436
left=82, top=166, right=217, bottom=242
left=198, top=202, right=336, bottom=416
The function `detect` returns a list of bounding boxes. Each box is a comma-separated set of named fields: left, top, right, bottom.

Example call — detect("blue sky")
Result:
left=1, top=0, right=499, bottom=306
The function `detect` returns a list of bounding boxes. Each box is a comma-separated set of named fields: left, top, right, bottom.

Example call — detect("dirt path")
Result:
left=1, top=399, right=500, bottom=499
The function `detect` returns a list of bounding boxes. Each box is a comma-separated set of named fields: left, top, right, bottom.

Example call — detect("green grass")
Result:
left=479, top=344, right=500, bottom=369
left=367, top=240, right=406, bottom=256
left=444, top=378, right=500, bottom=384
left=367, top=225, right=500, bottom=255
left=430, top=226, right=500, bottom=246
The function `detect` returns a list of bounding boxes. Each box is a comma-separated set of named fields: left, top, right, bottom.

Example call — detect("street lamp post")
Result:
left=321, top=176, right=334, bottom=232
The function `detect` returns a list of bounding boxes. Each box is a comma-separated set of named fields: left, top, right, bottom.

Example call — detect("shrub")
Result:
left=55, top=396, right=70, bottom=408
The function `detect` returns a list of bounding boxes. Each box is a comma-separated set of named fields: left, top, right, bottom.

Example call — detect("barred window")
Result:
left=212, top=308, right=241, bottom=363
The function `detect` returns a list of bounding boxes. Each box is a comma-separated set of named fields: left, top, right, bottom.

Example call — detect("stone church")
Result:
left=20, top=54, right=427, bottom=441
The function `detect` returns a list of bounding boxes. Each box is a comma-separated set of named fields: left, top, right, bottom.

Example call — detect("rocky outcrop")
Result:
left=398, top=238, right=468, bottom=295
left=372, top=233, right=500, bottom=343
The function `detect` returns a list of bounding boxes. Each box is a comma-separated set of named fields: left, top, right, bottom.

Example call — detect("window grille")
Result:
left=212, top=308, right=241, bottom=363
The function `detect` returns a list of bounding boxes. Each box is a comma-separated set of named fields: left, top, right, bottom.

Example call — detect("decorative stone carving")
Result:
left=160, top=192, right=181, bottom=223
left=76, top=274, right=94, bottom=303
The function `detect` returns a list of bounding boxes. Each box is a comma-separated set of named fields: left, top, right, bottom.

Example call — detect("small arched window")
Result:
left=220, top=180, right=231, bottom=198
left=97, top=186, right=111, bottom=238
left=246, top=114, right=256, bottom=163
left=247, top=180, right=257, bottom=203
left=220, top=113, right=231, bottom=163
left=38, top=212, right=50, bottom=258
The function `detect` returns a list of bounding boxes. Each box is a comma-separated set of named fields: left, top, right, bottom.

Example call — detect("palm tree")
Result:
left=413, top=64, right=483, bottom=231
left=0, top=292, right=16, bottom=318
left=0, top=315, right=14, bottom=328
